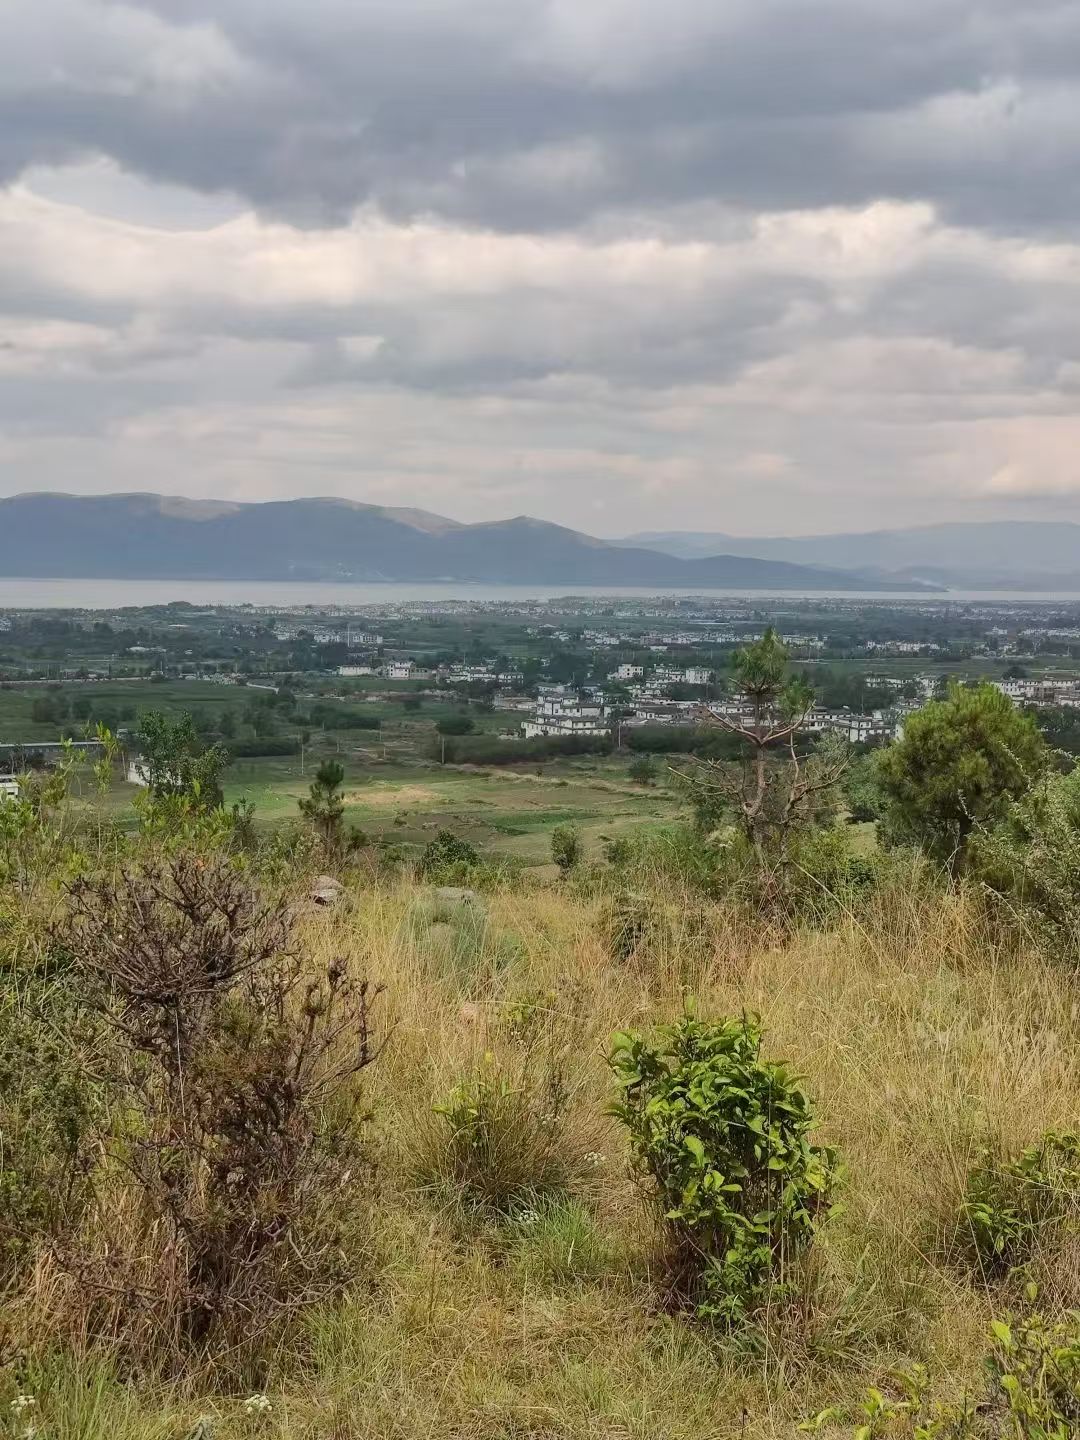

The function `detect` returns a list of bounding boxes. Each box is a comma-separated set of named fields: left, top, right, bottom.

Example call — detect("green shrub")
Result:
left=421, top=1058, right=575, bottom=1217
left=969, top=766, right=1080, bottom=964
left=550, top=823, right=582, bottom=876
left=610, top=1008, right=839, bottom=1326
left=804, top=1311, right=1080, bottom=1438
left=958, top=1132, right=1080, bottom=1281
left=628, top=754, right=658, bottom=785
left=0, top=967, right=100, bottom=1284
left=418, top=828, right=480, bottom=881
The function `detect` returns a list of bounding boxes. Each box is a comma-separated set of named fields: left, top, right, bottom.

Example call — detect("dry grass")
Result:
left=5, top=862, right=1080, bottom=1437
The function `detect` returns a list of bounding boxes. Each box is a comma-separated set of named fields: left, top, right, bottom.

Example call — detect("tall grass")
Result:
left=4, top=857, right=1080, bottom=1435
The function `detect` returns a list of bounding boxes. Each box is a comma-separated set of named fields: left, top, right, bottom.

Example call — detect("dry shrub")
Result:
left=46, top=852, right=382, bottom=1367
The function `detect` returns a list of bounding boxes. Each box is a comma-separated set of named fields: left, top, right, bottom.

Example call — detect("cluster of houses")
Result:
left=993, top=676, right=1080, bottom=707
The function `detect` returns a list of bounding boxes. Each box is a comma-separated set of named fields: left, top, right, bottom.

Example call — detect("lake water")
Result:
left=0, top=578, right=1079, bottom=609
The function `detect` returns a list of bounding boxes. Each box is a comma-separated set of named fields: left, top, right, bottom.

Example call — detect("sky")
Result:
left=1, top=1, right=1079, bottom=538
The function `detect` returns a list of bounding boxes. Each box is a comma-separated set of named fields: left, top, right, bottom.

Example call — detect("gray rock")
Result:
left=311, top=875, right=345, bottom=907
left=434, top=886, right=479, bottom=906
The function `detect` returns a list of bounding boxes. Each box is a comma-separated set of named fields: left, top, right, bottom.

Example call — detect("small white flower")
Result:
left=242, top=1392, right=272, bottom=1416
left=584, top=1150, right=606, bottom=1167
left=516, top=1207, right=541, bottom=1226
left=10, top=1396, right=35, bottom=1414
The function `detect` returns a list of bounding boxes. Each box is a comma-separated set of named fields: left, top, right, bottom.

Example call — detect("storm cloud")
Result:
left=0, top=0, right=1078, bottom=533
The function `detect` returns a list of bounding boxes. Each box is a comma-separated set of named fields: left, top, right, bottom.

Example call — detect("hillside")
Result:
left=622, top=521, right=1080, bottom=589
left=0, top=493, right=936, bottom=590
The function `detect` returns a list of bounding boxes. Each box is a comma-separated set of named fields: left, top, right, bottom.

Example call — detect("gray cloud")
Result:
left=2, top=1, right=1079, bottom=234
left=1, top=1, right=1080, bottom=533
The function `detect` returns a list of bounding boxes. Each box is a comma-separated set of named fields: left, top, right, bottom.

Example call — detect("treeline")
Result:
left=435, top=733, right=614, bottom=765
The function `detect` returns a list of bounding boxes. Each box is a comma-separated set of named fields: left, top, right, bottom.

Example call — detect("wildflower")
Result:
left=584, top=1150, right=606, bottom=1167
left=242, top=1393, right=272, bottom=1416
left=10, top=1396, right=35, bottom=1414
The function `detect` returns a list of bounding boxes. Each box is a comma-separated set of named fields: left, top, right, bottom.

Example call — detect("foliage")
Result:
left=436, top=733, right=613, bottom=765
left=803, top=1311, right=1080, bottom=1438
left=54, top=854, right=382, bottom=1362
left=0, top=956, right=100, bottom=1285
left=421, top=1056, right=574, bottom=1217
left=550, top=823, right=583, bottom=876
left=958, top=1132, right=1080, bottom=1281
left=436, top=715, right=475, bottom=736
left=298, top=758, right=347, bottom=851
left=877, top=684, right=1048, bottom=871
left=609, top=1008, right=838, bottom=1326
left=310, top=703, right=381, bottom=731
left=228, top=736, right=300, bottom=757
left=135, top=711, right=229, bottom=812
left=418, top=828, right=481, bottom=882
left=689, top=632, right=849, bottom=865
left=969, top=765, right=1080, bottom=963
left=843, top=750, right=887, bottom=823
left=628, top=754, right=659, bottom=785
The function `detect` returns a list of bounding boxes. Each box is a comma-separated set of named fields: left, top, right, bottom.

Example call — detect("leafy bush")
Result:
left=958, top=1132, right=1080, bottom=1281
left=418, top=828, right=480, bottom=881
left=55, top=853, right=382, bottom=1364
left=419, top=1057, right=575, bottom=1216
left=628, top=754, right=658, bottom=785
left=550, top=823, right=582, bottom=876
left=436, top=715, right=475, bottom=736
left=804, top=1311, right=1080, bottom=1438
left=610, top=1009, right=839, bottom=1326
left=877, top=683, right=1048, bottom=870
left=969, top=765, right=1080, bottom=963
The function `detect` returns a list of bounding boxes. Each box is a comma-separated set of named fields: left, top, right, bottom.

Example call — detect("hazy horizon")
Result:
left=3, top=3, right=1080, bottom=535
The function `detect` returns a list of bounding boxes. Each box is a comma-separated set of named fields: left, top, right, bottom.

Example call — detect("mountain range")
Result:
left=622, top=523, right=1080, bottom=590
left=0, top=493, right=936, bottom=591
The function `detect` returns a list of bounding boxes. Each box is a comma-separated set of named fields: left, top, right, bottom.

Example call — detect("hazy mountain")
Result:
left=622, top=522, right=1080, bottom=588
left=0, top=493, right=934, bottom=590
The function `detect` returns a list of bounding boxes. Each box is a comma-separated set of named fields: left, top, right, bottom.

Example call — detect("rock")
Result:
left=311, top=875, right=345, bottom=907
left=434, top=886, right=479, bottom=906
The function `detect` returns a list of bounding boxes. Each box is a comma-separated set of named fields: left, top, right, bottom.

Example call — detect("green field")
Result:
left=1, top=679, right=678, bottom=867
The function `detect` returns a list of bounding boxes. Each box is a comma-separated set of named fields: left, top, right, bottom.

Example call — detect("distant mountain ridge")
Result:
left=0, top=493, right=936, bottom=590
left=621, top=522, right=1080, bottom=589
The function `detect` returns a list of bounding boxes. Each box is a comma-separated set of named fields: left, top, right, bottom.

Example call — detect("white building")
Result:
left=523, top=697, right=609, bottom=739
left=682, top=667, right=714, bottom=687
left=383, top=660, right=415, bottom=679
left=610, top=664, right=644, bottom=681
left=338, top=665, right=376, bottom=677
left=0, top=776, right=19, bottom=801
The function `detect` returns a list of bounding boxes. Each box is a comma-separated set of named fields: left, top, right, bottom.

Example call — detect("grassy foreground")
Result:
left=5, top=859, right=1078, bottom=1439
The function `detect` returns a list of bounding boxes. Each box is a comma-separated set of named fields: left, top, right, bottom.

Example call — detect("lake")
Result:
left=0, top=578, right=1078, bottom=609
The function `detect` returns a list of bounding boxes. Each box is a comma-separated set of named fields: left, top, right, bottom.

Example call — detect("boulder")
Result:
left=311, top=875, right=345, bottom=907
left=434, top=886, right=479, bottom=907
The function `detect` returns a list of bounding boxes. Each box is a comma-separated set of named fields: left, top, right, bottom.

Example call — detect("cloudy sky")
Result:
left=1, top=0, right=1079, bottom=536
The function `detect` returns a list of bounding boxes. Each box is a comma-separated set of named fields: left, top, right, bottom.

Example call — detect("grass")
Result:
left=6, top=860, right=1080, bottom=1436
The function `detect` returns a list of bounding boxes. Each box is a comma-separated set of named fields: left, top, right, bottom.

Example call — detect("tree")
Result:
left=136, top=711, right=228, bottom=812
left=693, top=630, right=848, bottom=863
left=436, top=714, right=475, bottom=736
left=877, top=682, right=1048, bottom=870
left=298, top=759, right=347, bottom=851
left=550, top=823, right=582, bottom=876
left=628, top=754, right=658, bottom=785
